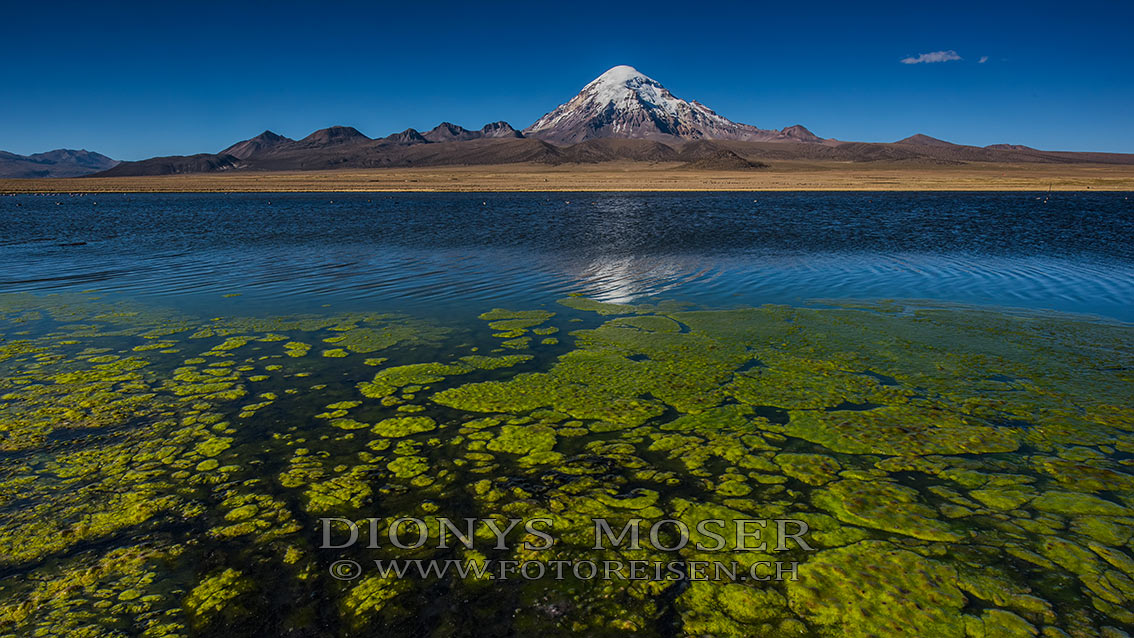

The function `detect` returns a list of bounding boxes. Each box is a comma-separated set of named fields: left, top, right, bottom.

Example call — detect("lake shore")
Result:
left=4, top=160, right=1134, bottom=193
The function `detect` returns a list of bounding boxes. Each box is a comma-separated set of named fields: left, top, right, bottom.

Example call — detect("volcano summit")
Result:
left=524, top=65, right=820, bottom=144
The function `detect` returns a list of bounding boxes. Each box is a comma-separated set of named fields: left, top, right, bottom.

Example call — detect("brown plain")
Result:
left=3, top=161, right=1133, bottom=193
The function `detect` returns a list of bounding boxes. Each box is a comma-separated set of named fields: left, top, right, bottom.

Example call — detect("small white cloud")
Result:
left=900, top=50, right=963, bottom=64
left=979, top=56, right=989, bottom=64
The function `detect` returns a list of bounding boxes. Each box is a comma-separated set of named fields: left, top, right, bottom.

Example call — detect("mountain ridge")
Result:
left=10, top=65, right=1130, bottom=179
left=0, top=149, right=118, bottom=178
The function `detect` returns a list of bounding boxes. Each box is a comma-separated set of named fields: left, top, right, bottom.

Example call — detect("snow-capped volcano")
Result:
left=524, top=65, right=819, bottom=144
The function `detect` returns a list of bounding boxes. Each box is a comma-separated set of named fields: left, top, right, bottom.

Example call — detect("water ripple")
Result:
left=2, top=192, right=1131, bottom=321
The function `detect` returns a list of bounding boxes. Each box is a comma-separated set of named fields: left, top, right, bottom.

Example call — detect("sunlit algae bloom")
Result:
left=0, top=292, right=1131, bottom=637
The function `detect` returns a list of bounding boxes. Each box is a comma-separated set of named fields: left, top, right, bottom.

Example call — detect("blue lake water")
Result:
left=2, top=191, right=1131, bottom=321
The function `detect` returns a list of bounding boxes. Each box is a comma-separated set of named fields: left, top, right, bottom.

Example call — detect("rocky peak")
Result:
left=524, top=65, right=810, bottom=145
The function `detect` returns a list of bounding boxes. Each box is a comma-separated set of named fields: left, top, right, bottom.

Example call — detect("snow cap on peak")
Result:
left=581, top=65, right=671, bottom=110
left=525, top=64, right=805, bottom=144
left=589, top=65, right=658, bottom=90
left=596, top=65, right=647, bottom=81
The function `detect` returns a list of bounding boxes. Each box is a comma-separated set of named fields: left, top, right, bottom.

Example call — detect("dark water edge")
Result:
left=1, top=192, right=1133, bottom=637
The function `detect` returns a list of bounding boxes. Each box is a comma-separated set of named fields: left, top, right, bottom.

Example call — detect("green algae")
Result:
left=212, top=336, right=251, bottom=351
left=478, top=308, right=555, bottom=323
left=2, top=292, right=1133, bottom=636
left=813, top=479, right=962, bottom=541
left=283, top=341, right=311, bottom=357
left=677, top=581, right=798, bottom=636
left=486, top=424, right=557, bottom=455
left=459, top=354, right=533, bottom=370
left=372, top=416, right=437, bottom=438
left=556, top=296, right=640, bottom=315
left=728, top=358, right=887, bottom=410
left=305, top=473, right=374, bottom=512
left=342, top=574, right=411, bottom=629
left=358, top=362, right=470, bottom=399
left=331, top=324, right=444, bottom=354
left=1032, top=492, right=1131, bottom=516
left=774, top=453, right=842, bottom=486
left=970, top=486, right=1036, bottom=510
left=0, top=545, right=192, bottom=636
left=788, top=540, right=968, bottom=637
left=185, top=568, right=255, bottom=624
left=780, top=405, right=1021, bottom=455
left=387, top=456, right=429, bottom=479
left=500, top=336, right=531, bottom=350
left=330, top=417, right=370, bottom=430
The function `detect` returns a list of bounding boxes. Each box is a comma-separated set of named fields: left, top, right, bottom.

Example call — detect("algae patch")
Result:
left=1, top=292, right=1132, bottom=637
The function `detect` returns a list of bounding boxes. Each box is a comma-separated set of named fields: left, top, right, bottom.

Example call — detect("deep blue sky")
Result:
left=2, top=0, right=1132, bottom=159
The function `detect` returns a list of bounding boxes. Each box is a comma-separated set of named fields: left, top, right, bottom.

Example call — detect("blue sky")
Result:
left=2, top=0, right=1132, bottom=159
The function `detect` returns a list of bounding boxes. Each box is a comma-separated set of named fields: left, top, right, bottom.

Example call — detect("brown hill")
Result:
left=89, top=132, right=1134, bottom=177
left=479, top=121, right=524, bottom=138
left=780, top=125, right=822, bottom=143
left=380, top=128, right=429, bottom=145
left=678, top=149, right=767, bottom=170
left=220, top=130, right=292, bottom=159
left=373, top=138, right=563, bottom=167
left=90, top=153, right=239, bottom=177
left=297, top=126, right=370, bottom=147
left=423, top=123, right=480, bottom=143
left=897, top=134, right=959, bottom=147
left=558, top=139, right=679, bottom=163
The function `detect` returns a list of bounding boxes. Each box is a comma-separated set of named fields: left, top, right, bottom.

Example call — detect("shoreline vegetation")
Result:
left=3, top=161, right=1134, bottom=193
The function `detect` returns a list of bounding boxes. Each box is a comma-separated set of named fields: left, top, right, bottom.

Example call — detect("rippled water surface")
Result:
left=3, top=192, right=1131, bottom=319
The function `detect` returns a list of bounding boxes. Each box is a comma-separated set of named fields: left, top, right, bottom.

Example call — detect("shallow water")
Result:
left=0, top=193, right=1132, bottom=637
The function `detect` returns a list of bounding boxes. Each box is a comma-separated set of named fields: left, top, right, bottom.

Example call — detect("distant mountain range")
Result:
left=0, top=149, right=117, bottom=178
left=3, top=65, right=1132, bottom=178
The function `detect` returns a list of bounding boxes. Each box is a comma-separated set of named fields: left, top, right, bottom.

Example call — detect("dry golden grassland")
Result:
left=4, top=161, right=1134, bottom=193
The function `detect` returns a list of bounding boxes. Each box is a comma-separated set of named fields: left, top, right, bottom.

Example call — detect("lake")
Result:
left=1, top=192, right=1132, bottom=637
left=3, top=192, right=1133, bottom=318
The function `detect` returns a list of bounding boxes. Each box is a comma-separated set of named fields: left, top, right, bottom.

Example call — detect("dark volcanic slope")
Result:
left=677, top=149, right=767, bottom=170
left=479, top=121, right=524, bottom=138
left=780, top=125, right=822, bottom=143
left=423, top=123, right=481, bottom=143
left=89, top=154, right=240, bottom=177
left=424, top=121, right=525, bottom=143
left=220, top=130, right=293, bottom=159
left=694, top=138, right=1134, bottom=166
left=897, top=133, right=959, bottom=148
left=244, top=138, right=563, bottom=171
left=381, top=129, right=429, bottom=145
left=558, top=139, right=679, bottom=163
left=86, top=135, right=1134, bottom=177
left=294, top=126, right=370, bottom=147
left=0, top=149, right=118, bottom=178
